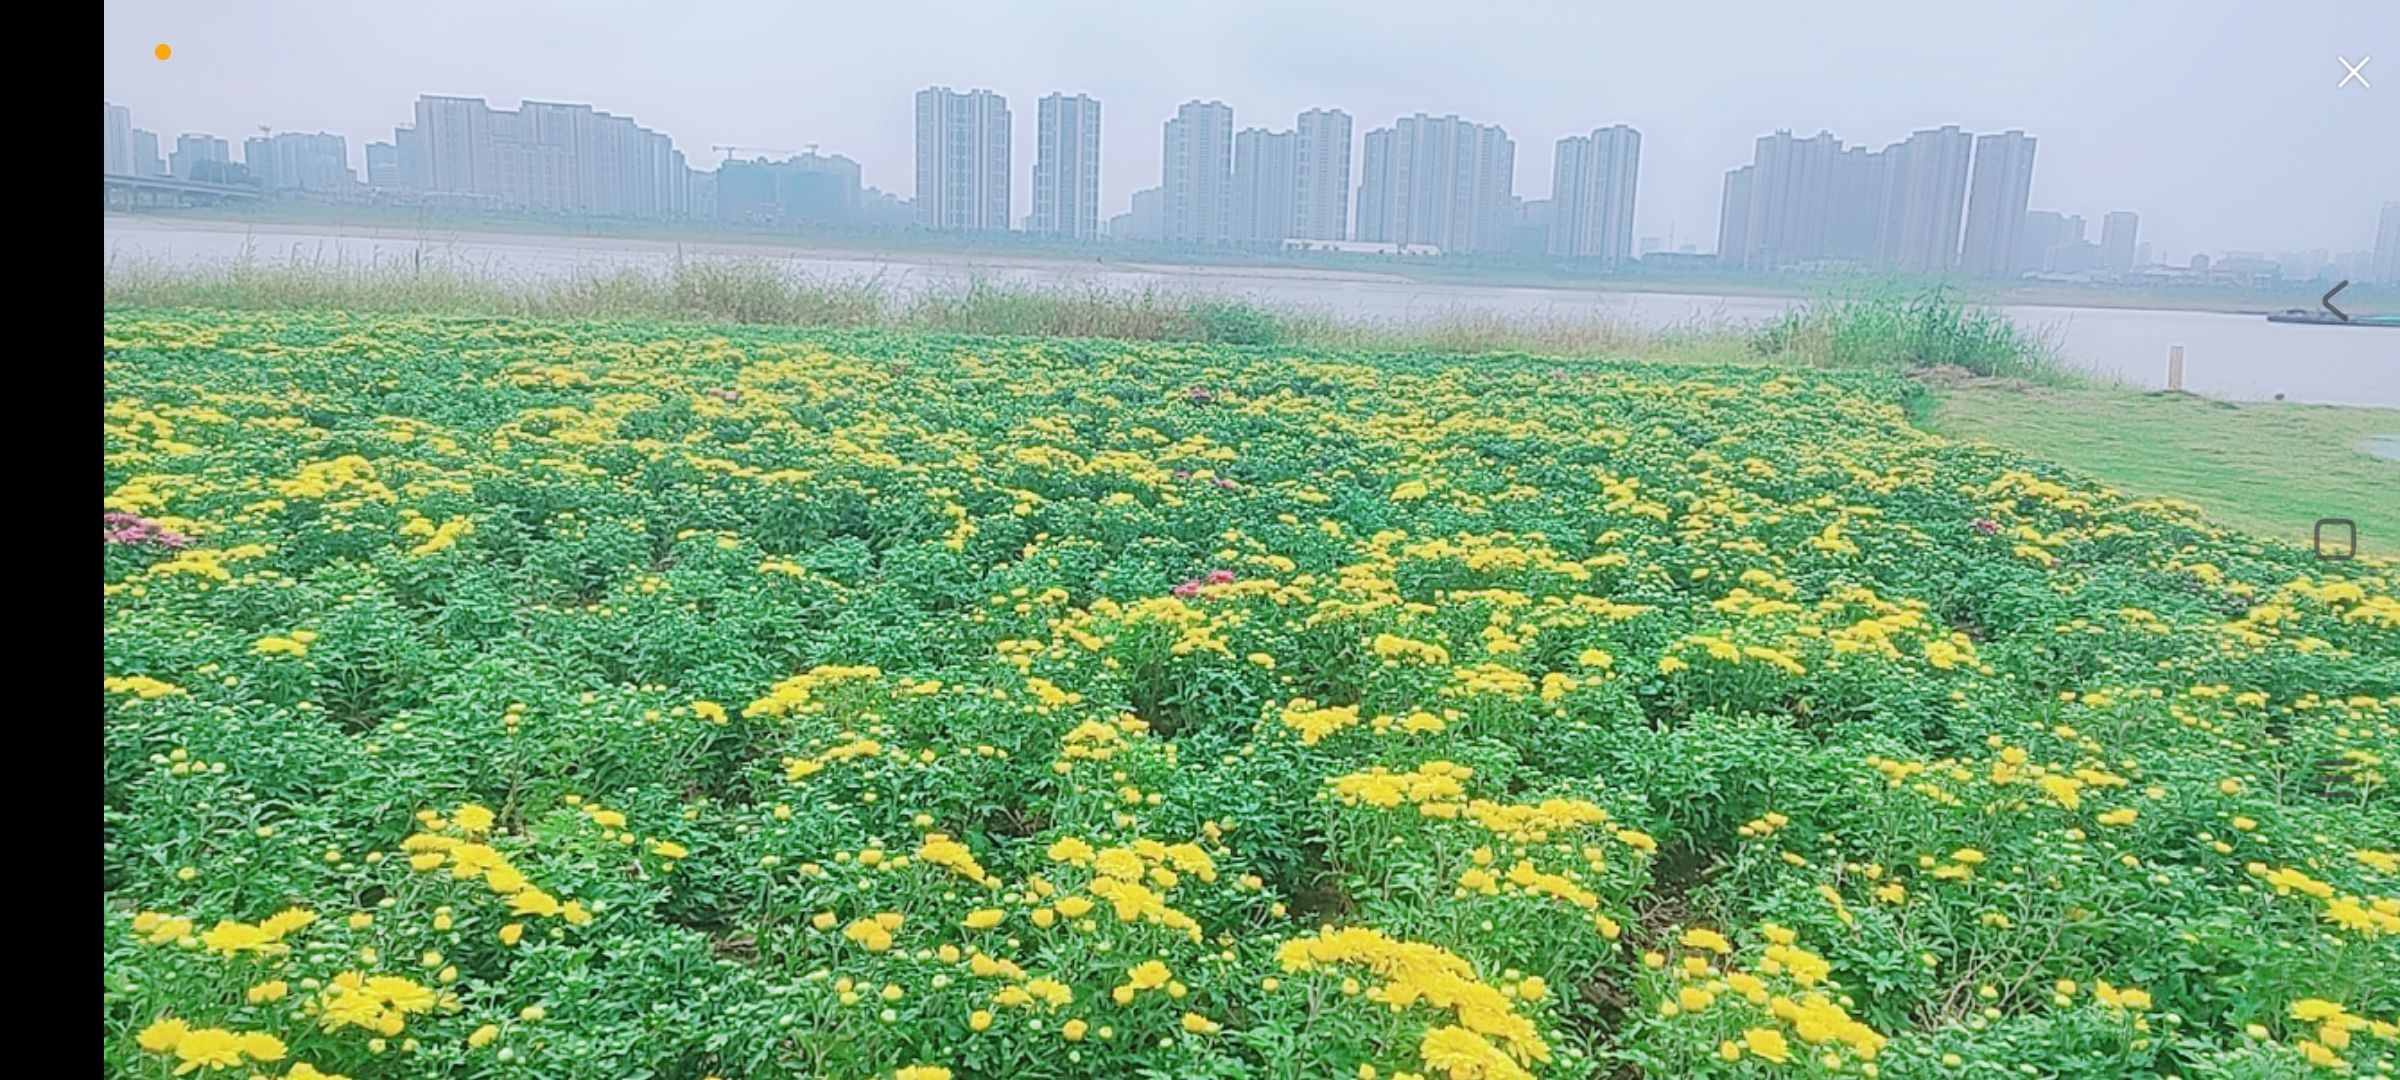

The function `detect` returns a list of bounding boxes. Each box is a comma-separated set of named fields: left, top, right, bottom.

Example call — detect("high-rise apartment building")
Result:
left=1960, top=130, right=2038, bottom=276
left=411, top=95, right=486, bottom=195
left=915, top=86, right=1011, bottom=231
left=717, top=152, right=863, bottom=224
left=1291, top=109, right=1352, bottom=241
left=1720, top=126, right=1987, bottom=273
left=1231, top=109, right=1352, bottom=244
left=100, top=103, right=168, bottom=177
left=172, top=134, right=232, bottom=180
left=244, top=132, right=354, bottom=191
left=1109, top=186, right=1164, bottom=242
left=400, top=95, right=688, bottom=217
left=505, top=100, right=628, bottom=211
left=365, top=142, right=401, bottom=186
left=2019, top=210, right=2082, bottom=272
left=1875, top=126, right=1974, bottom=271
left=1714, top=125, right=1988, bottom=272
left=1163, top=101, right=1235, bottom=246
left=1720, top=130, right=1844, bottom=269
left=1718, top=166, right=1753, bottom=263
left=1032, top=93, right=1101, bottom=239
left=1232, top=127, right=1296, bottom=245
left=1548, top=124, right=1641, bottom=261
left=130, top=129, right=167, bottom=177
left=2099, top=211, right=2139, bottom=270
left=104, top=102, right=135, bottom=174
left=2376, top=202, right=2400, bottom=285
left=391, top=126, right=426, bottom=190
left=1822, top=145, right=1887, bottom=264
left=1355, top=113, right=1516, bottom=254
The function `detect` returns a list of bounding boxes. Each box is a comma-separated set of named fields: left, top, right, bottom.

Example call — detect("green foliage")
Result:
left=102, top=312, right=2399, bottom=1080
left=1754, top=285, right=2069, bottom=381
left=1189, top=301, right=1285, bottom=347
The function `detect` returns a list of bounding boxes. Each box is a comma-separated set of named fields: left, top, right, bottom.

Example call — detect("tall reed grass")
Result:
left=104, top=253, right=2071, bottom=382
left=1751, top=285, right=2071, bottom=382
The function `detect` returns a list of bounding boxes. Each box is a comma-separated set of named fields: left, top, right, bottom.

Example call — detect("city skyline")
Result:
left=101, top=0, right=2396, bottom=259
left=100, top=86, right=2391, bottom=271
left=105, top=88, right=2397, bottom=279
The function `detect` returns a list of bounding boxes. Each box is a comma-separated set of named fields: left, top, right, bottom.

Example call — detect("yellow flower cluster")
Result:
left=313, top=971, right=447, bottom=1036
left=105, top=674, right=187, bottom=698
left=400, top=804, right=594, bottom=934
left=1648, top=924, right=1886, bottom=1067
left=132, top=907, right=315, bottom=955
left=1277, top=927, right=1549, bottom=1078
left=1280, top=698, right=1363, bottom=745
left=136, top=1018, right=298, bottom=1076
left=742, top=664, right=886, bottom=719
left=2253, top=863, right=2400, bottom=935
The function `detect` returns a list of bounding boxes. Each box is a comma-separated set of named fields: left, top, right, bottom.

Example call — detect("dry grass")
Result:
left=101, top=253, right=1758, bottom=359
left=103, top=254, right=2067, bottom=379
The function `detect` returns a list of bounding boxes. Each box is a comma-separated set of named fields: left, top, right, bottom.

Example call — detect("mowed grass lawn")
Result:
left=1925, top=383, right=2400, bottom=557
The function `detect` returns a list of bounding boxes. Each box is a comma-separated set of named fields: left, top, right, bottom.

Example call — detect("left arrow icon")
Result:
left=2323, top=280, right=2351, bottom=322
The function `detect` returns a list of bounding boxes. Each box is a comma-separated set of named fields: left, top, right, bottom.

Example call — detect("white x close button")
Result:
left=2337, top=55, right=2371, bottom=88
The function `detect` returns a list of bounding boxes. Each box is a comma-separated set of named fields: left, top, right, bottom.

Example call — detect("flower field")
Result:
left=104, top=311, right=2398, bottom=1079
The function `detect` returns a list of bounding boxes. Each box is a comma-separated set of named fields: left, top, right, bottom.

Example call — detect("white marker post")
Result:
left=2167, top=345, right=2185, bottom=391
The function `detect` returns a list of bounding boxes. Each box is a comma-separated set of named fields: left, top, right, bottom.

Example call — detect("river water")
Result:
left=104, top=216, right=2399, bottom=408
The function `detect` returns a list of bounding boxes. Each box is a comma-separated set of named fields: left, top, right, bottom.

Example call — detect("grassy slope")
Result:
left=1924, top=382, right=2400, bottom=556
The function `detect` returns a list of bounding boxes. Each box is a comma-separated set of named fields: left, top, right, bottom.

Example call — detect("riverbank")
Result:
left=110, top=205, right=2383, bottom=317
left=107, top=215, right=2400, bottom=405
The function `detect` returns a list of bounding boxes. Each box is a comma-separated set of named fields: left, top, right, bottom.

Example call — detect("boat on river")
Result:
left=2265, top=309, right=2400, bottom=328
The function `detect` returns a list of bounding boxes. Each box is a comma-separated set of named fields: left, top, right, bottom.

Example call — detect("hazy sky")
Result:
left=105, top=0, right=2396, bottom=258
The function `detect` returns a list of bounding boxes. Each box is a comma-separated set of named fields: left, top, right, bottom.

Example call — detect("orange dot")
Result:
left=154, top=43, right=172, bottom=60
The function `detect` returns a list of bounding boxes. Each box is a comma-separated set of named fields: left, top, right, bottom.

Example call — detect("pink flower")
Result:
left=1171, top=581, right=1202, bottom=597
left=1972, top=518, right=2000, bottom=534
left=104, top=512, right=191, bottom=548
left=1204, top=569, right=1236, bottom=585
left=1214, top=478, right=1237, bottom=490
left=1188, top=388, right=1216, bottom=403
